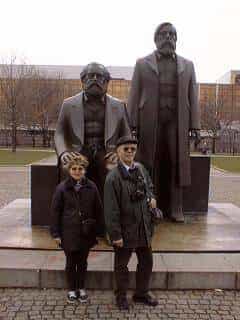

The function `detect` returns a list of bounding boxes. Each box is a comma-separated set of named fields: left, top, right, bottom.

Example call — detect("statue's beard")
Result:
left=84, top=81, right=105, bottom=97
left=158, top=41, right=176, bottom=56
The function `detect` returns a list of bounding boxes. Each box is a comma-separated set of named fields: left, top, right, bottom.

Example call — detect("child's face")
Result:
left=69, top=165, right=85, bottom=181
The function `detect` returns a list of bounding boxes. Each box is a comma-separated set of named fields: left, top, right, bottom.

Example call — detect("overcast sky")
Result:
left=0, top=0, right=239, bottom=83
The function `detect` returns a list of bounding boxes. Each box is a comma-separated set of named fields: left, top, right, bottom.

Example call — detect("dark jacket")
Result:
left=104, top=162, right=155, bottom=248
left=127, top=52, right=200, bottom=186
left=54, top=92, right=131, bottom=159
left=50, top=176, right=104, bottom=252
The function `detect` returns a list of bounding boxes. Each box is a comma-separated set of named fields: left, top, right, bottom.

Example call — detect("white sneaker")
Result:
left=67, top=290, right=78, bottom=303
left=78, top=289, right=88, bottom=303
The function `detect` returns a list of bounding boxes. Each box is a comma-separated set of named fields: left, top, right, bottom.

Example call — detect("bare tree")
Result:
left=29, top=71, right=65, bottom=147
left=0, top=56, right=37, bottom=152
left=219, top=120, right=240, bottom=155
left=0, top=99, right=11, bottom=146
left=201, top=101, right=221, bottom=154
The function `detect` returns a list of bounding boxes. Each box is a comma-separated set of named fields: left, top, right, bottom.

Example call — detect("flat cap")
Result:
left=116, top=135, right=138, bottom=148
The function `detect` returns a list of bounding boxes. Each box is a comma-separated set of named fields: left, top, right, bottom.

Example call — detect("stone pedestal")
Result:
left=31, top=156, right=210, bottom=226
left=183, top=156, right=210, bottom=213
left=31, top=165, right=58, bottom=226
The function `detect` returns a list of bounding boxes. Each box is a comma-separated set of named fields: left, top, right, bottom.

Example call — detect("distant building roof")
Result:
left=217, top=70, right=240, bottom=84
left=0, top=64, right=134, bottom=81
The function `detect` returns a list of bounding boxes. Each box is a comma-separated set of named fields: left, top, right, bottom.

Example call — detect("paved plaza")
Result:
left=0, top=167, right=29, bottom=210
left=1, top=288, right=240, bottom=320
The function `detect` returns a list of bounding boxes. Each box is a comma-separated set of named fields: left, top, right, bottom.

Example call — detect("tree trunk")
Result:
left=4, top=130, right=9, bottom=147
left=11, top=105, right=17, bottom=153
left=42, top=129, right=47, bottom=147
left=32, top=134, right=36, bottom=148
left=212, top=137, right=216, bottom=154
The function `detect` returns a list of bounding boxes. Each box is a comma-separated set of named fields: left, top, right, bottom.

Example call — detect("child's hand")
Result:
left=149, top=198, right=157, bottom=209
left=54, top=237, right=61, bottom=247
left=105, top=152, right=118, bottom=170
left=113, top=238, right=123, bottom=248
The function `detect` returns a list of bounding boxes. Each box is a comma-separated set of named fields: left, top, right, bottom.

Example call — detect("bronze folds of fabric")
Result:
left=158, top=83, right=177, bottom=97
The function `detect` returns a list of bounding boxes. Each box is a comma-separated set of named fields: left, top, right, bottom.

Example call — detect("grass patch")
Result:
left=211, top=156, right=240, bottom=173
left=0, top=150, right=55, bottom=165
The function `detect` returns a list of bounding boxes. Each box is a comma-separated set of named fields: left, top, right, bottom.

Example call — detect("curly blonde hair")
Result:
left=65, top=155, right=89, bottom=171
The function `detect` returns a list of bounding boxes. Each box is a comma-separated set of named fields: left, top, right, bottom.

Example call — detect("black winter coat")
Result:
left=104, top=162, right=155, bottom=248
left=50, top=177, right=104, bottom=252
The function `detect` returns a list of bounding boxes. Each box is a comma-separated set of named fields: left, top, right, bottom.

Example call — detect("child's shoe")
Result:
left=67, top=290, right=78, bottom=303
left=78, top=289, right=88, bottom=303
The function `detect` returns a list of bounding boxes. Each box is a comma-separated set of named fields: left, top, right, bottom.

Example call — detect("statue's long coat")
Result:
left=127, top=52, right=200, bottom=186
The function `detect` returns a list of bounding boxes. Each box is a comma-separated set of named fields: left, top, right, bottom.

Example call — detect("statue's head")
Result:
left=80, top=62, right=110, bottom=98
left=154, top=22, right=177, bottom=56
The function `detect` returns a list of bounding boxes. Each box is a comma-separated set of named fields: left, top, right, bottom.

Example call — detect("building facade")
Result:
left=217, top=70, right=240, bottom=85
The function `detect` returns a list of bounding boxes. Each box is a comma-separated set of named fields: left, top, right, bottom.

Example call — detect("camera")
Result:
left=129, top=174, right=146, bottom=202
left=130, top=189, right=146, bottom=202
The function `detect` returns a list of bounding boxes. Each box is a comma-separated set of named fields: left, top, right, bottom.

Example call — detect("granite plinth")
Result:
left=1, top=199, right=240, bottom=289
left=1, top=199, right=240, bottom=252
left=183, top=156, right=210, bottom=212
left=0, top=249, right=240, bottom=289
left=31, top=165, right=58, bottom=226
left=31, top=156, right=210, bottom=226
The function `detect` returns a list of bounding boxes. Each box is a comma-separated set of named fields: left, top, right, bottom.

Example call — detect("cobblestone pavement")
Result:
left=1, top=289, right=240, bottom=320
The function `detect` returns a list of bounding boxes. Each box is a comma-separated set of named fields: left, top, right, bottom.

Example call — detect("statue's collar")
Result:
left=145, top=52, right=185, bottom=75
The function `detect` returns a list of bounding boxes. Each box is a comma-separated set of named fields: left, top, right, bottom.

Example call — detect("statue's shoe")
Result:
left=170, top=211, right=185, bottom=223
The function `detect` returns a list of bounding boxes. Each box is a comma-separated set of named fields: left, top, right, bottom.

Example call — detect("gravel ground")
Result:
left=1, top=288, right=240, bottom=320
left=0, top=167, right=30, bottom=209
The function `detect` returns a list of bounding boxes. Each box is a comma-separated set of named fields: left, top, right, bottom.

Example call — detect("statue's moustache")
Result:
left=162, top=41, right=175, bottom=48
left=86, top=80, right=103, bottom=89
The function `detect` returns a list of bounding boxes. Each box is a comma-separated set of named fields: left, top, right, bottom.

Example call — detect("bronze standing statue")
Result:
left=127, top=22, right=200, bottom=222
left=54, top=62, right=131, bottom=197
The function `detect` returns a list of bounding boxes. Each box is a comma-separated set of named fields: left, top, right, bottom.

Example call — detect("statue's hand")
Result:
left=190, top=129, right=201, bottom=145
left=132, top=129, right=138, bottom=139
left=54, top=237, right=61, bottom=248
left=104, top=152, right=118, bottom=170
left=61, top=151, right=82, bottom=166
